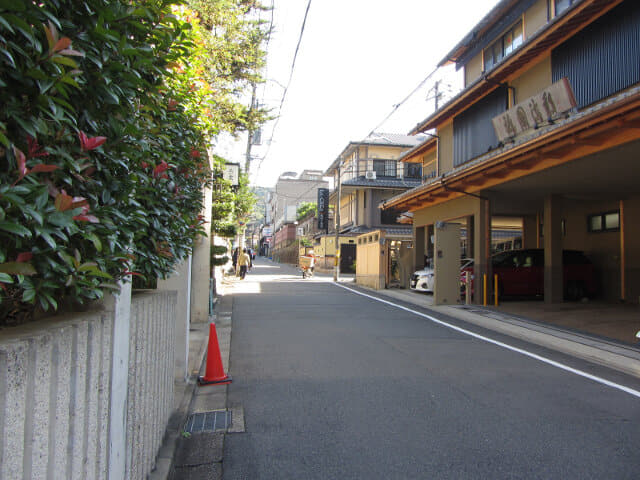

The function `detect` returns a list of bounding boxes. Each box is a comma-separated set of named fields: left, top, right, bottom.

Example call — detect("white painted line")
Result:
left=335, top=283, right=640, bottom=399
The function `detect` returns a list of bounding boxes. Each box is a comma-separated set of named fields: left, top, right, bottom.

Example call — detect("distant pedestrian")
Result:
left=232, top=247, right=239, bottom=275
left=238, top=248, right=251, bottom=279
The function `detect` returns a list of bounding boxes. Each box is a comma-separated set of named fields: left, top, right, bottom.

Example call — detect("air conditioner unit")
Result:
left=365, top=170, right=376, bottom=180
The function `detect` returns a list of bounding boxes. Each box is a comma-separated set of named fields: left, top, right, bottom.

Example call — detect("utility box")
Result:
left=433, top=222, right=461, bottom=305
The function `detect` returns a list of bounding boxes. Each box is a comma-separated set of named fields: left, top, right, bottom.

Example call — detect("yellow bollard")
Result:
left=494, top=274, right=499, bottom=306
left=483, top=274, right=487, bottom=306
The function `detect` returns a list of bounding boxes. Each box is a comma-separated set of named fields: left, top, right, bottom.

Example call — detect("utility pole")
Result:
left=333, top=163, right=341, bottom=282
left=238, top=83, right=257, bottom=251
left=244, top=83, right=257, bottom=174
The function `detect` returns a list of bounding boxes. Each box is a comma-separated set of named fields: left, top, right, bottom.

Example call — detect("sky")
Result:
left=215, top=0, right=501, bottom=188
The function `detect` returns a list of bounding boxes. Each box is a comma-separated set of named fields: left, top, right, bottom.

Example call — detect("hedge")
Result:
left=0, top=1, right=214, bottom=324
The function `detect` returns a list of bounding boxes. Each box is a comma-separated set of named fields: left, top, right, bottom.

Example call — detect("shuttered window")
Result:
left=453, top=87, right=508, bottom=167
left=552, top=1, right=640, bottom=109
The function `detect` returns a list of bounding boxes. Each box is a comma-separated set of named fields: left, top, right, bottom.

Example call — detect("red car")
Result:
left=461, top=249, right=597, bottom=300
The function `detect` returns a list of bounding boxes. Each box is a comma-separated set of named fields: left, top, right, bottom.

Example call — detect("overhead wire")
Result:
left=255, top=0, right=313, bottom=179
left=366, top=65, right=440, bottom=137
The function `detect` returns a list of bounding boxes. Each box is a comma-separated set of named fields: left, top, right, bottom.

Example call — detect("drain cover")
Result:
left=184, top=410, right=232, bottom=433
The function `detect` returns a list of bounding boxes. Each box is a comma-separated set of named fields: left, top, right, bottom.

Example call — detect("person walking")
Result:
left=238, top=248, right=251, bottom=280
left=232, top=247, right=239, bottom=276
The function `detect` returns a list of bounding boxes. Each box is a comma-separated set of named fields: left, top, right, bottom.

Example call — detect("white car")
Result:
left=409, top=258, right=473, bottom=293
left=410, top=267, right=435, bottom=292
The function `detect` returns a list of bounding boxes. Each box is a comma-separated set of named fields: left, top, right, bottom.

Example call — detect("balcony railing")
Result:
left=339, top=161, right=423, bottom=182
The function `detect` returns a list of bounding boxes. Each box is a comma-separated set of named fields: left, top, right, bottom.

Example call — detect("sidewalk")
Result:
left=149, top=275, right=235, bottom=480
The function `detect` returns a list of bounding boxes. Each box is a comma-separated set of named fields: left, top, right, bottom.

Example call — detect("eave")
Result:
left=397, top=137, right=438, bottom=163
left=387, top=87, right=640, bottom=212
left=410, top=0, right=625, bottom=135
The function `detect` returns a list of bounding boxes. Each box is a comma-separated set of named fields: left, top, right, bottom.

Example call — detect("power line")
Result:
left=367, top=65, right=440, bottom=137
left=255, top=0, right=313, bottom=179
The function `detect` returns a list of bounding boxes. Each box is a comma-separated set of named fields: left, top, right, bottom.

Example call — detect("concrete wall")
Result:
left=0, top=311, right=113, bottom=480
left=0, top=290, right=177, bottom=480
left=126, top=291, right=176, bottom=480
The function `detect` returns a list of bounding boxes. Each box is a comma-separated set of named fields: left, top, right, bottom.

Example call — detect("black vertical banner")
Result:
left=317, top=188, right=329, bottom=233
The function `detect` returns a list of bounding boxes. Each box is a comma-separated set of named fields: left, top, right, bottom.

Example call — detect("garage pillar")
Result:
left=414, top=226, right=425, bottom=272
left=466, top=215, right=474, bottom=259
left=474, top=198, right=490, bottom=304
left=544, top=194, right=563, bottom=303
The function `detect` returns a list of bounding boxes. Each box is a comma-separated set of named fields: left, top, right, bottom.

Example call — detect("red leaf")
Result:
left=141, top=161, right=149, bottom=169
left=168, top=99, right=178, bottom=111
left=153, top=160, right=169, bottom=178
left=55, top=191, right=73, bottom=211
left=27, top=136, right=49, bottom=158
left=123, top=271, right=143, bottom=277
left=73, top=214, right=99, bottom=223
left=13, top=146, right=27, bottom=181
left=190, top=148, right=200, bottom=158
left=30, top=164, right=58, bottom=173
left=16, top=252, right=33, bottom=263
left=53, top=37, right=72, bottom=52
left=78, top=131, right=107, bottom=151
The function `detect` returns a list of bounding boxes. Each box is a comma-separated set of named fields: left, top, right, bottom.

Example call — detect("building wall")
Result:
left=560, top=198, right=623, bottom=301
left=465, top=51, right=484, bottom=87
left=524, top=0, right=549, bottom=38
left=366, top=145, right=406, bottom=159
left=623, top=195, right=640, bottom=303
left=511, top=55, right=551, bottom=104
left=272, top=177, right=329, bottom=228
left=438, top=121, right=455, bottom=174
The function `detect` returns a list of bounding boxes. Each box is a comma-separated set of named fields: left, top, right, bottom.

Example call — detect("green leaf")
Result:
left=86, top=232, right=102, bottom=252
left=0, top=221, right=32, bottom=237
left=0, top=262, right=36, bottom=275
left=0, top=273, right=13, bottom=283
left=22, top=288, right=36, bottom=303
left=52, top=56, right=78, bottom=69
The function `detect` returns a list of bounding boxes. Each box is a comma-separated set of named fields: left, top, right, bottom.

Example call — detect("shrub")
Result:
left=0, top=1, right=212, bottom=323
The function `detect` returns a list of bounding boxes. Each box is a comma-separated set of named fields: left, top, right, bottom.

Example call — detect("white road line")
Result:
left=335, top=283, right=640, bottom=399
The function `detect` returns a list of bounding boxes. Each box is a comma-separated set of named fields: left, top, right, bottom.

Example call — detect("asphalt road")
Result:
left=223, top=258, right=640, bottom=479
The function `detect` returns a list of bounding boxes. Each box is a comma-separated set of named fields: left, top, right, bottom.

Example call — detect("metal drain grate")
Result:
left=184, top=410, right=232, bottom=433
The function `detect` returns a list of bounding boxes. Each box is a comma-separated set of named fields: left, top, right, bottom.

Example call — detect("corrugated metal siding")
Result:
left=453, top=87, right=508, bottom=167
left=552, top=1, right=640, bottom=108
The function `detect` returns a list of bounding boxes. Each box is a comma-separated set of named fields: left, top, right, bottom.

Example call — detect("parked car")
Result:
left=460, top=249, right=596, bottom=300
left=410, top=258, right=473, bottom=293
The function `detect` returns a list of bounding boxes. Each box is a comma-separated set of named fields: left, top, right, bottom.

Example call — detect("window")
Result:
left=381, top=207, right=401, bottom=225
left=483, top=21, right=523, bottom=71
left=588, top=211, right=620, bottom=232
left=404, top=162, right=422, bottom=179
left=548, top=0, right=577, bottom=19
left=373, top=159, right=397, bottom=177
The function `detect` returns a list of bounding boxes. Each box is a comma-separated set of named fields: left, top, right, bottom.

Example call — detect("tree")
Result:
left=297, top=202, right=317, bottom=221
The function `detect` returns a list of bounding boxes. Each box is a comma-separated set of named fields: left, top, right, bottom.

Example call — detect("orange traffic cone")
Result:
left=197, top=323, right=232, bottom=386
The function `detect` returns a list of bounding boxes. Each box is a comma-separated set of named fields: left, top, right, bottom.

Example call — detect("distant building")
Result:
left=268, top=170, right=328, bottom=232
left=323, top=133, right=426, bottom=281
